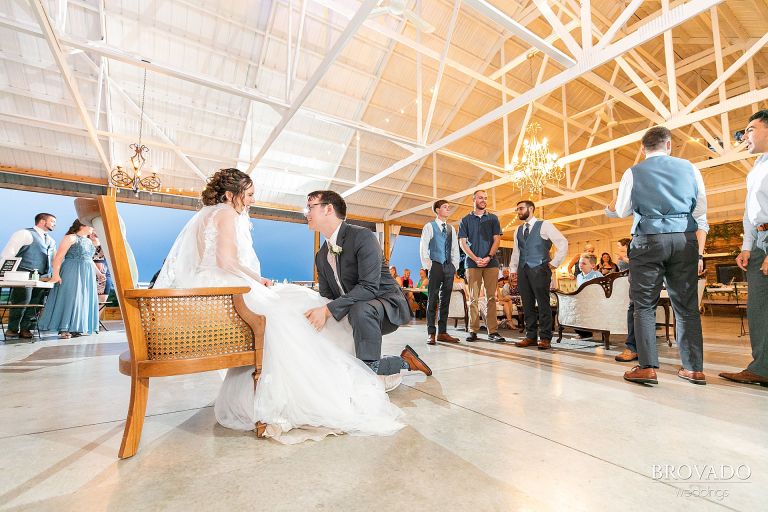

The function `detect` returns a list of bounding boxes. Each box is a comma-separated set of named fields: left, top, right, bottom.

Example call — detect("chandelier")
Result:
left=110, top=69, right=161, bottom=195
left=506, top=123, right=564, bottom=194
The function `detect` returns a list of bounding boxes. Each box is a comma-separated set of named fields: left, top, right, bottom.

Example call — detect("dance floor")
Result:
left=1, top=315, right=765, bottom=511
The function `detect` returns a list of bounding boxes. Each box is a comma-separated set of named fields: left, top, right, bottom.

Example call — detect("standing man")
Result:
left=1, top=213, right=57, bottom=339
left=458, top=190, right=505, bottom=342
left=721, top=110, right=768, bottom=387
left=303, top=190, right=432, bottom=379
left=420, top=199, right=460, bottom=345
left=608, top=126, right=709, bottom=386
left=510, top=200, right=568, bottom=350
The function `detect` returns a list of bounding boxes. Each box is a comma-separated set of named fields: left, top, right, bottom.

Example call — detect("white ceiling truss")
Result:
left=1, top=0, right=767, bottom=242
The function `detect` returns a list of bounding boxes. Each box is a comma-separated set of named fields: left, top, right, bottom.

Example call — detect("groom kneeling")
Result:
left=303, top=190, right=432, bottom=377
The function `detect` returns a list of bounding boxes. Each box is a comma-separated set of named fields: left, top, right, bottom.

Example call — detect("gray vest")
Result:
left=16, top=228, right=55, bottom=277
left=428, top=221, right=451, bottom=264
left=630, top=155, right=698, bottom=235
left=516, top=221, right=551, bottom=268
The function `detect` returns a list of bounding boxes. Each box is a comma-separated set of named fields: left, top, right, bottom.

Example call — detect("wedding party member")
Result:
left=419, top=199, right=460, bottom=345
left=608, top=126, right=709, bottom=386
left=458, top=190, right=505, bottom=342
left=721, top=110, right=768, bottom=387
left=304, top=189, right=432, bottom=378
left=511, top=200, right=568, bottom=350
left=1, top=213, right=57, bottom=339
left=155, top=169, right=406, bottom=444
left=38, top=220, right=101, bottom=338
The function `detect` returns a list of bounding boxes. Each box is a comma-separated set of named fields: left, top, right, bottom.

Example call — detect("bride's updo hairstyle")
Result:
left=201, top=168, right=253, bottom=210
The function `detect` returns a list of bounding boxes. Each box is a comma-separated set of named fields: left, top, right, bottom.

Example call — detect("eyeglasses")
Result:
left=302, top=202, right=329, bottom=215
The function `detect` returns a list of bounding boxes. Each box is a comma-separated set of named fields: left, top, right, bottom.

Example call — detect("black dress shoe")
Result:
left=466, top=332, right=479, bottom=342
left=487, top=332, right=506, bottom=342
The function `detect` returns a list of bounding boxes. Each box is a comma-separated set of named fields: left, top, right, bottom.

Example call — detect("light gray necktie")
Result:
left=327, top=249, right=345, bottom=294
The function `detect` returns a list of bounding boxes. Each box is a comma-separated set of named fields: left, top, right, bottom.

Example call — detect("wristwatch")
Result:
left=698, top=254, right=704, bottom=260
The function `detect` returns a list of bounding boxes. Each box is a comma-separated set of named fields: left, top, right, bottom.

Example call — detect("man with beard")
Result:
left=458, top=190, right=505, bottom=342
left=510, top=200, right=568, bottom=350
left=720, top=110, right=768, bottom=387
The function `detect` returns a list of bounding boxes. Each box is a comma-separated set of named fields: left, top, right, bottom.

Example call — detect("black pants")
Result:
left=426, top=261, right=454, bottom=335
left=8, top=287, right=50, bottom=332
left=518, top=263, right=553, bottom=340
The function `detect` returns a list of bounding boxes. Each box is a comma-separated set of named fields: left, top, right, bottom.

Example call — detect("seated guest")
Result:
left=496, top=276, right=518, bottom=329
left=453, top=271, right=467, bottom=291
left=567, top=243, right=595, bottom=278
left=574, top=253, right=603, bottom=339
left=389, top=265, right=403, bottom=286
left=616, top=238, right=631, bottom=270
left=413, top=268, right=429, bottom=318
left=400, top=268, right=414, bottom=288
left=596, top=252, right=619, bottom=275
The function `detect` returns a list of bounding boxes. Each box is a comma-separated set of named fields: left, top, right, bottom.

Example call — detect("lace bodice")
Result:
left=65, top=235, right=96, bottom=261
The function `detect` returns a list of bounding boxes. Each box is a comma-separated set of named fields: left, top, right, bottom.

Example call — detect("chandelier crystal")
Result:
left=506, top=123, right=564, bottom=194
left=110, top=69, right=161, bottom=195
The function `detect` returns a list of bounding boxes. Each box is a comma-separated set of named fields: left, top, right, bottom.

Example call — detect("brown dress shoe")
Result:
left=537, top=339, right=551, bottom=350
left=515, top=337, right=537, bottom=348
left=436, top=333, right=459, bottom=343
left=401, top=345, right=432, bottom=376
left=19, top=330, right=34, bottom=339
left=678, top=368, right=706, bottom=385
left=4, top=329, right=19, bottom=339
left=615, top=348, right=639, bottom=362
left=427, top=334, right=436, bottom=345
left=624, top=365, right=658, bottom=384
left=719, top=369, right=768, bottom=387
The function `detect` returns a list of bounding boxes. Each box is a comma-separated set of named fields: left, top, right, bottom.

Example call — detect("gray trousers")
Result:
left=426, top=261, right=454, bottom=335
left=746, top=231, right=768, bottom=377
left=518, top=263, right=553, bottom=341
left=629, top=232, right=703, bottom=370
left=348, top=299, right=408, bottom=375
left=8, top=287, right=50, bottom=332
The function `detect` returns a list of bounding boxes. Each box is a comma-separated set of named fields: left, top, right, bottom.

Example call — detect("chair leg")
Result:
left=118, top=376, right=149, bottom=459
left=602, top=331, right=610, bottom=350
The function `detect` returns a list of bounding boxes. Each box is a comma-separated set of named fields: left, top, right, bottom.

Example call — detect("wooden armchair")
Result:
left=75, top=195, right=266, bottom=459
left=553, top=270, right=630, bottom=349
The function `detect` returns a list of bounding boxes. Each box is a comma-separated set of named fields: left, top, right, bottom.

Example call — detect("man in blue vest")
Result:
left=420, top=199, right=460, bottom=345
left=608, top=126, right=709, bottom=386
left=510, top=200, right=568, bottom=350
left=1, top=213, right=57, bottom=339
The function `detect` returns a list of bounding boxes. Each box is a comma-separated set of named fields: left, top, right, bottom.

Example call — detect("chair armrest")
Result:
left=123, top=286, right=251, bottom=299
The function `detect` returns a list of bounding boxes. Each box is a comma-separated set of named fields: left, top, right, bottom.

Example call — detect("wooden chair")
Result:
left=75, top=195, right=266, bottom=459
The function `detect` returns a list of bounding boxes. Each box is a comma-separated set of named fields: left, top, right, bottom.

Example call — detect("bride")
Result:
left=154, top=168, right=404, bottom=443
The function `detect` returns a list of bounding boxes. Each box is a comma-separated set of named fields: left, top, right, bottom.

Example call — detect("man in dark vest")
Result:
left=1, top=213, right=57, bottom=339
left=608, top=126, right=709, bottom=386
left=419, top=199, right=460, bottom=345
left=510, top=200, right=568, bottom=350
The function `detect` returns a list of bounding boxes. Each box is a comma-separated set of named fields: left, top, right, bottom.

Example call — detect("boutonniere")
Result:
left=329, top=242, right=343, bottom=256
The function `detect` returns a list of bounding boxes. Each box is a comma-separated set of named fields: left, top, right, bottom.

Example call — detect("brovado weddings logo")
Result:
left=652, top=464, right=752, bottom=502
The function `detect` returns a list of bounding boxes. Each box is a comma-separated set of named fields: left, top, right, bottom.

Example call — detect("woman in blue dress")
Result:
left=39, top=220, right=103, bottom=338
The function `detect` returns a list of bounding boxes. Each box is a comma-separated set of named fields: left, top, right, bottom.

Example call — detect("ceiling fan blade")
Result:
left=404, top=11, right=435, bottom=33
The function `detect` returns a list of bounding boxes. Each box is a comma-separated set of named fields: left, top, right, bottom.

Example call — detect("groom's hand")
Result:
left=304, top=305, right=331, bottom=331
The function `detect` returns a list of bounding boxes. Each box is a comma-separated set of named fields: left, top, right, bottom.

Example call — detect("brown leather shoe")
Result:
left=401, top=345, right=432, bottom=376
left=678, top=368, right=706, bottom=385
left=719, top=369, right=768, bottom=387
left=4, top=329, right=19, bottom=339
left=436, top=333, right=459, bottom=343
left=515, top=337, right=537, bottom=348
left=624, top=365, right=658, bottom=384
left=615, top=348, right=639, bottom=362
left=427, top=333, right=436, bottom=345
left=537, top=339, right=551, bottom=350
left=19, top=330, right=34, bottom=339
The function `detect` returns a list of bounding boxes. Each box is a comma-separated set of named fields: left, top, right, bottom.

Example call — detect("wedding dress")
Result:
left=154, top=203, right=404, bottom=443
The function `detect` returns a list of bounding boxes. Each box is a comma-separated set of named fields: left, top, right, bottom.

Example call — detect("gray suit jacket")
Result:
left=316, top=222, right=410, bottom=326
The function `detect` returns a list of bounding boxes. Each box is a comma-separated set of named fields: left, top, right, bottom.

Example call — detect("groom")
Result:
left=303, top=190, right=432, bottom=377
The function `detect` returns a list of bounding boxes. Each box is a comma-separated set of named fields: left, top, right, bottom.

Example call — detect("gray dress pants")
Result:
left=746, top=231, right=768, bottom=377
left=629, top=232, right=703, bottom=371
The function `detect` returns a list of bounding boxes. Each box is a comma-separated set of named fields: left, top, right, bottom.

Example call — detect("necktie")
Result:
left=441, top=223, right=446, bottom=235
left=327, top=250, right=345, bottom=294
left=443, top=224, right=451, bottom=263
left=523, top=223, right=529, bottom=240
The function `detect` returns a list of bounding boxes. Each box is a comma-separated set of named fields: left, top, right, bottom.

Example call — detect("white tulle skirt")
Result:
left=198, top=274, right=403, bottom=444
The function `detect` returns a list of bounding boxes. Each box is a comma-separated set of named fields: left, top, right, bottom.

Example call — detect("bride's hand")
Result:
left=304, top=305, right=331, bottom=331
left=261, top=278, right=273, bottom=287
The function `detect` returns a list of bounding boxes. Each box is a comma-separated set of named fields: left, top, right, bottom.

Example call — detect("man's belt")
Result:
left=757, top=223, right=768, bottom=232
left=642, top=213, right=690, bottom=219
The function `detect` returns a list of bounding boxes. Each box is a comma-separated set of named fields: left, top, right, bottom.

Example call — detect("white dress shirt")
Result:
left=611, top=150, right=709, bottom=232
left=509, top=216, right=568, bottom=272
left=742, top=154, right=768, bottom=250
left=1, top=226, right=51, bottom=260
left=419, top=218, right=460, bottom=270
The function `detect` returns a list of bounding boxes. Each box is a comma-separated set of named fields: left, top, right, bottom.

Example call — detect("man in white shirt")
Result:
left=510, top=200, right=568, bottom=350
left=607, top=126, right=709, bottom=386
left=721, top=110, right=768, bottom=387
left=419, top=200, right=460, bottom=345
left=1, top=213, right=57, bottom=339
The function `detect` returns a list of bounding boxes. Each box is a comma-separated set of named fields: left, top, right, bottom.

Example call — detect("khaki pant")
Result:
left=467, top=267, right=499, bottom=333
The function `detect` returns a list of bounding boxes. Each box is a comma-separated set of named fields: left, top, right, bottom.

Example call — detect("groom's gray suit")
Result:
left=316, top=222, right=411, bottom=375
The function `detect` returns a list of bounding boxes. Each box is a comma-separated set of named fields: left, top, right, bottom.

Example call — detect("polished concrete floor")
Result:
left=1, top=315, right=765, bottom=511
